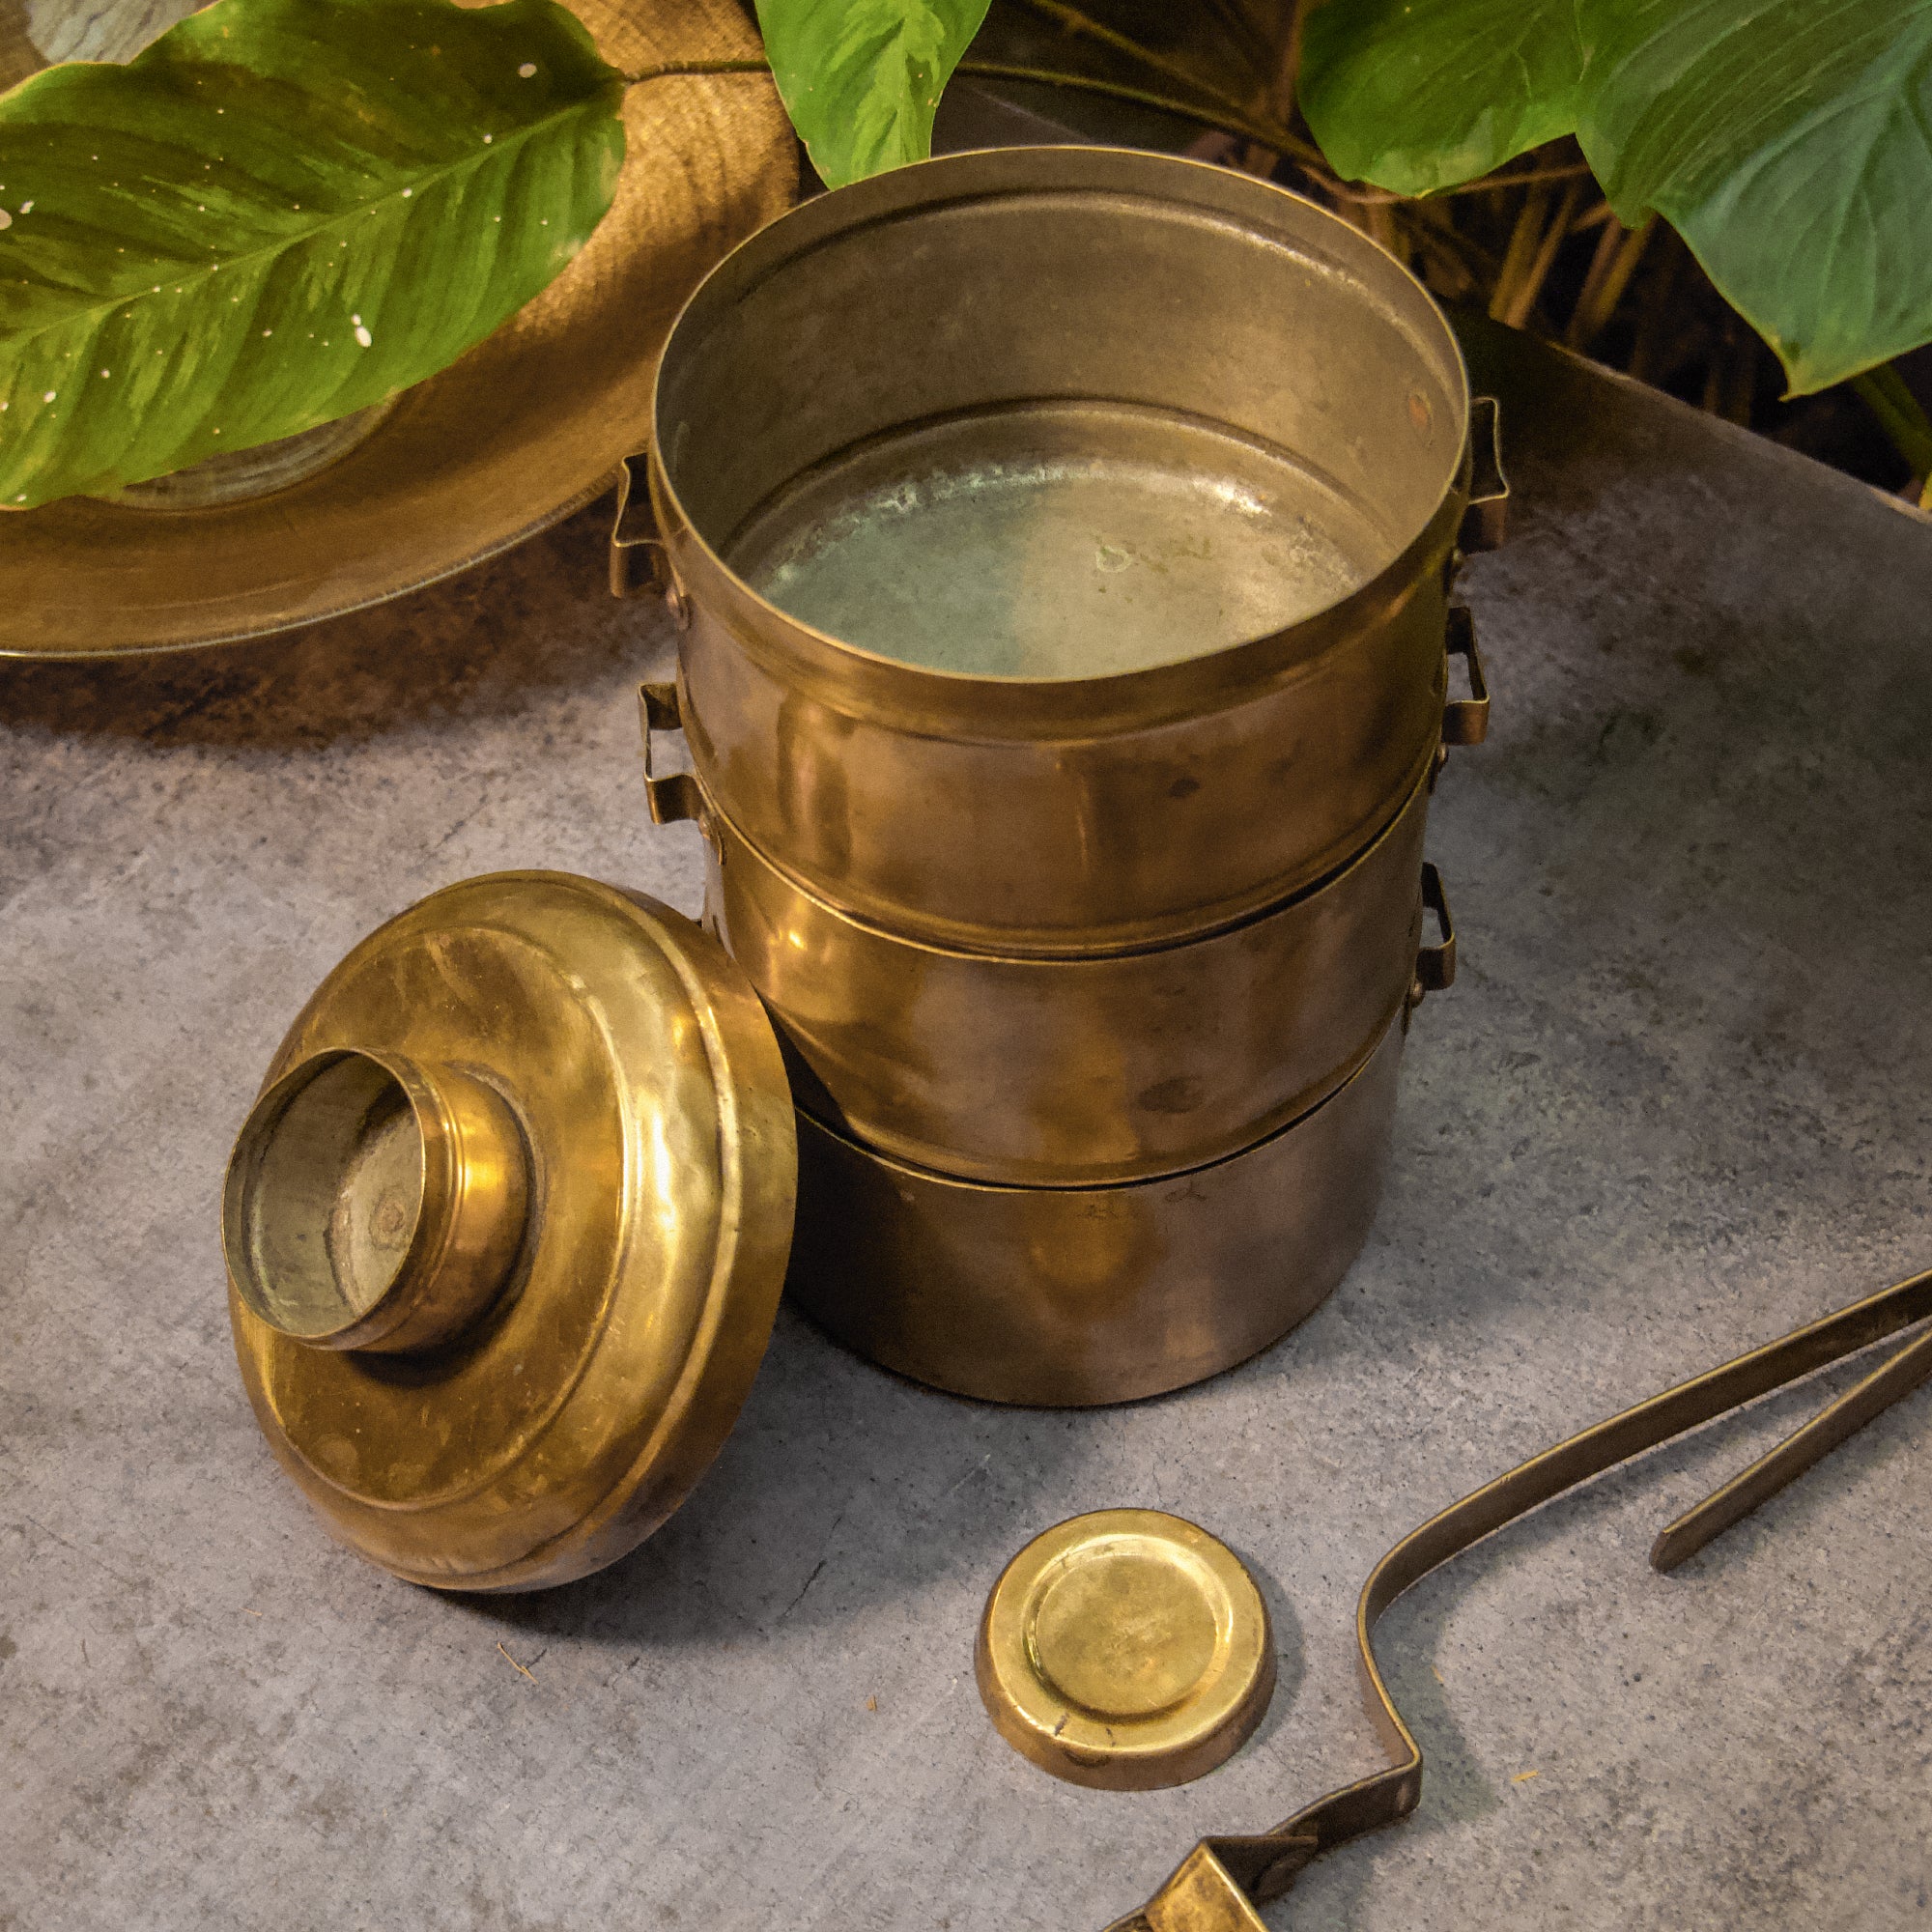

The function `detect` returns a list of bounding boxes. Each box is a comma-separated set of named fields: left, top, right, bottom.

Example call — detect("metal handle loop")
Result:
left=1409, top=863, right=1455, bottom=1006
left=1441, top=607, right=1490, bottom=748
left=610, top=452, right=689, bottom=627
left=638, top=679, right=701, bottom=826
left=1459, top=395, right=1509, bottom=554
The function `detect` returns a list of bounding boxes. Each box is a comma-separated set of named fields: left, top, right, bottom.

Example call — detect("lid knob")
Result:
left=223, top=1047, right=528, bottom=1354
left=977, top=1510, right=1274, bottom=1789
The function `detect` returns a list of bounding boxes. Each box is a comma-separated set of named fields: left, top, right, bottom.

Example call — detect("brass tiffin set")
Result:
left=216, top=147, right=1932, bottom=1916
left=224, top=150, right=1504, bottom=1792
left=625, top=145, right=1502, bottom=1406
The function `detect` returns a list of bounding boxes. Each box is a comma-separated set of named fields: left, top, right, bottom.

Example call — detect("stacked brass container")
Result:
left=623, top=147, right=1502, bottom=1406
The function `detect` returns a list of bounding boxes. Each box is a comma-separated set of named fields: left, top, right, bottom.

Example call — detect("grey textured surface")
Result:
left=4, top=323, right=1931, bottom=1931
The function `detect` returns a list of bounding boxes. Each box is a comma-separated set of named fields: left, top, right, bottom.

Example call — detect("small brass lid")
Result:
left=976, top=1510, right=1274, bottom=1790
left=224, top=872, right=797, bottom=1593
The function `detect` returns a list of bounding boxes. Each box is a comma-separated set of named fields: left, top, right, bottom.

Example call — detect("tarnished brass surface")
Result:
left=785, top=1013, right=1404, bottom=1406
left=1101, top=1264, right=1932, bottom=1932
left=641, top=146, right=1491, bottom=953
left=0, top=0, right=796, bottom=657
left=697, top=760, right=1436, bottom=1185
left=225, top=872, right=798, bottom=1592
left=978, top=1511, right=1274, bottom=1791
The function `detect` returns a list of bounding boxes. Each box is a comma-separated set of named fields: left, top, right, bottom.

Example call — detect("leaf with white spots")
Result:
left=0, top=0, right=624, bottom=507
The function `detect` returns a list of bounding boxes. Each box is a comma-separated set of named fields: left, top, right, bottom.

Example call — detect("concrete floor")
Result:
left=4, top=310, right=1931, bottom=1927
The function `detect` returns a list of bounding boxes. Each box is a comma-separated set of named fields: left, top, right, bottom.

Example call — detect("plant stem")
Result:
left=1568, top=214, right=1653, bottom=353
left=618, top=58, right=771, bottom=84
left=1490, top=184, right=1551, bottom=324
left=1000, top=0, right=1320, bottom=162
left=619, top=52, right=1311, bottom=160
left=1852, top=365, right=1932, bottom=503
left=1199, top=0, right=1284, bottom=91
left=1325, top=158, right=1596, bottom=207
left=618, top=54, right=1595, bottom=224
left=954, top=58, right=1307, bottom=156
left=1505, top=179, right=1582, bottom=327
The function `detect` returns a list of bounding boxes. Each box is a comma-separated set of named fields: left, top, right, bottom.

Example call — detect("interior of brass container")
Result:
left=226, top=1052, right=424, bottom=1339
left=657, top=148, right=1468, bottom=680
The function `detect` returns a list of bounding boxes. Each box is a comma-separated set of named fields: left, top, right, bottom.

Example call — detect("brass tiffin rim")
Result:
left=693, top=748, right=1435, bottom=964
left=223, top=1045, right=531, bottom=1356
left=791, top=991, right=1410, bottom=1199
left=646, top=144, right=1475, bottom=735
left=977, top=1509, right=1274, bottom=1790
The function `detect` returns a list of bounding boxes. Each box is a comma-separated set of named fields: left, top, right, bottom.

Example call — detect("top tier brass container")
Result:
left=639, top=146, right=1490, bottom=956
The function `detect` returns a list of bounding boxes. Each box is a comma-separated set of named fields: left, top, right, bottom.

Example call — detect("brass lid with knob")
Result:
left=976, top=1510, right=1274, bottom=1790
left=223, top=871, right=797, bottom=1593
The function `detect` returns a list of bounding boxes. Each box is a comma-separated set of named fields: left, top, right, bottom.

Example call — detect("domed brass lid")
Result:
left=223, top=871, right=797, bottom=1592
left=976, top=1510, right=1274, bottom=1789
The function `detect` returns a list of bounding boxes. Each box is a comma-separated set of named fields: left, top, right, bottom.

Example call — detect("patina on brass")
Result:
left=0, top=0, right=795, bottom=658
left=784, top=1012, right=1406, bottom=1406
left=978, top=1511, right=1273, bottom=1790
left=224, top=871, right=797, bottom=1591
left=1100, top=1264, right=1932, bottom=1932
left=631, top=145, right=1506, bottom=954
left=691, top=752, right=1445, bottom=1185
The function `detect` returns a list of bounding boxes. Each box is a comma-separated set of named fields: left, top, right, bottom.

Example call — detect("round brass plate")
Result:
left=0, top=0, right=795, bottom=658
left=976, top=1510, right=1274, bottom=1789
left=226, top=872, right=798, bottom=1592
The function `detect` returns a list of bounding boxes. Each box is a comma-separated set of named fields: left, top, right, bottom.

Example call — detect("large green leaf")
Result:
left=1299, top=0, right=1932, bottom=393
left=753, top=0, right=991, bottom=189
left=1580, top=0, right=1932, bottom=393
left=0, top=0, right=624, bottom=508
left=1299, top=0, right=1585, bottom=197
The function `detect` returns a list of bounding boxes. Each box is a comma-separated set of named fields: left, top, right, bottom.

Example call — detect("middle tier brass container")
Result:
left=690, top=754, right=1450, bottom=1186
left=631, top=145, right=1499, bottom=956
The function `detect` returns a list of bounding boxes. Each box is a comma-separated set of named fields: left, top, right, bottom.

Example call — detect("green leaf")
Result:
left=0, top=0, right=625, bottom=508
left=754, top=0, right=991, bottom=188
left=1577, top=0, right=1932, bottom=394
left=1300, top=0, right=1585, bottom=196
left=1298, top=0, right=1932, bottom=394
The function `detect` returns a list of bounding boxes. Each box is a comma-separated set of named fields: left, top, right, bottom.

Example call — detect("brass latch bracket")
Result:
left=1105, top=1264, right=1932, bottom=1931
left=638, top=679, right=701, bottom=828
left=1459, top=395, right=1509, bottom=554
left=1441, top=606, right=1489, bottom=747
left=609, top=451, right=689, bottom=628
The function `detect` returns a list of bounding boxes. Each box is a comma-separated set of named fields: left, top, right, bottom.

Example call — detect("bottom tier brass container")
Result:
left=785, top=1010, right=1406, bottom=1406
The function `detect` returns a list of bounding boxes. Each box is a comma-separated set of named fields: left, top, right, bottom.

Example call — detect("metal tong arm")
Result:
left=1105, top=1264, right=1932, bottom=1932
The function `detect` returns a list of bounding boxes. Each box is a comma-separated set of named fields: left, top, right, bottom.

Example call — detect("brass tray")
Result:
left=0, top=0, right=795, bottom=658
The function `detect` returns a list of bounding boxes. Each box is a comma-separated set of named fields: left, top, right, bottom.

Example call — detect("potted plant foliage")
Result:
left=4, top=0, right=1928, bottom=511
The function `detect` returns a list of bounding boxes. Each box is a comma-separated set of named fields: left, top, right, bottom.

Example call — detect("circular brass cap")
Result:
left=976, top=1510, right=1273, bottom=1790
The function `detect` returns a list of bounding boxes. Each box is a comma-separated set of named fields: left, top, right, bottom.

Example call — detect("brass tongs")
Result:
left=1107, top=1265, right=1932, bottom=1931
